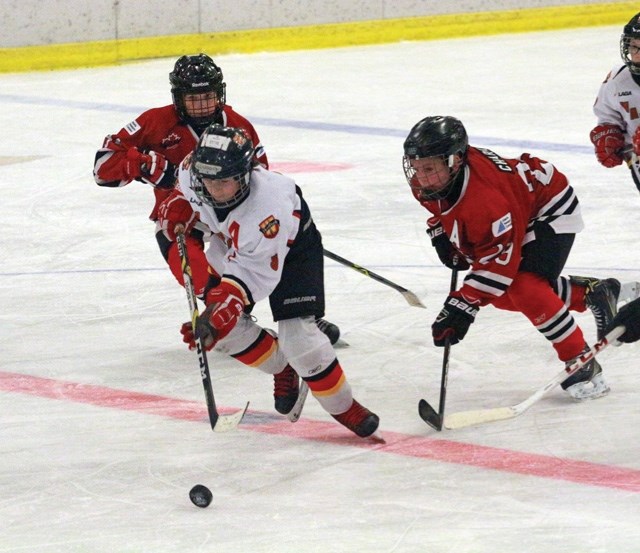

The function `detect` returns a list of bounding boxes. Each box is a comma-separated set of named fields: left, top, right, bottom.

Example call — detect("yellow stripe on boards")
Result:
left=0, top=1, right=635, bottom=73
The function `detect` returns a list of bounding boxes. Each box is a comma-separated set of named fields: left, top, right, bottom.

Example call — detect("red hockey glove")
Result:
left=158, top=189, right=198, bottom=240
left=427, top=220, right=470, bottom=270
left=124, top=147, right=175, bottom=188
left=431, top=292, right=479, bottom=347
left=589, top=125, right=624, bottom=168
left=194, top=285, right=245, bottom=349
left=633, top=127, right=640, bottom=158
left=180, top=321, right=197, bottom=351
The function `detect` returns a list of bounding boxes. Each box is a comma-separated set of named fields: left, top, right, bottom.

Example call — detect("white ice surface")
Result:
left=1, top=26, right=640, bottom=553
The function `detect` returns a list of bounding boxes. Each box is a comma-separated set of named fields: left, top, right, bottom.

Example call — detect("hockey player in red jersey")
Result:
left=93, top=54, right=267, bottom=295
left=159, top=125, right=380, bottom=438
left=590, top=12, right=640, bottom=192
left=404, top=116, right=622, bottom=400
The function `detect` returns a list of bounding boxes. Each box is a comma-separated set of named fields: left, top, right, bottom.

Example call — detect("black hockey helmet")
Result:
left=170, top=54, right=226, bottom=128
left=191, top=125, right=255, bottom=209
left=402, top=116, right=468, bottom=201
left=620, top=12, right=640, bottom=75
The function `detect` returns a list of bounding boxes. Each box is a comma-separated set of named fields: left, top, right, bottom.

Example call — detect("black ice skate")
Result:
left=273, top=365, right=300, bottom=415
left=316, top=318, right=341, bottom=345
left=572, top=276, right=621, bottom=340
left=561, top=346, right=610, bottom=400
left=332, top=399, right=380, bottom=438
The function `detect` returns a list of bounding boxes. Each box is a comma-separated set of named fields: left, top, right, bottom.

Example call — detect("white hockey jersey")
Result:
left=593, top=64, right=640, bottom=146
left=178, top=164, right=302, bottom=305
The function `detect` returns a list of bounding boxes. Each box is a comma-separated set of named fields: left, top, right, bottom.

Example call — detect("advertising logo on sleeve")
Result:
left=492, top=213, right=512, bottom=237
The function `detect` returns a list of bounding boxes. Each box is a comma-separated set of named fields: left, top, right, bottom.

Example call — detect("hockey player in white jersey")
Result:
left=158, top=124, right=380, bottom=438
left=591, top=12, right=640, bottom=191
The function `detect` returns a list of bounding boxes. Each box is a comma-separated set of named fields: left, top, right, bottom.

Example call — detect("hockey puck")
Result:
left=189, top=484, right=212, bottom=508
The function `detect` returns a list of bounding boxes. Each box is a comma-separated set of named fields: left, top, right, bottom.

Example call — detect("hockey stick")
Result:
left=323, top=248, right=426, bottom=308
left=418, top=267, right=460, bottom=431
left=175, top=227, right=249, bottom=432
left=622, top=144, right=638, bottom=165
left=287, top=380, right=309, bottom=423
left=443, top=326, right=626, bottom=430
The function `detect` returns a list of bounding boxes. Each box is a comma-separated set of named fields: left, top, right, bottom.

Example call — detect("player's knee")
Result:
left=277, top=316, right=335, bottom=377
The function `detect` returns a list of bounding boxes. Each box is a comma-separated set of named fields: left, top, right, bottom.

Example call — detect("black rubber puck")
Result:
left=189, top=484, right=212, bottom=508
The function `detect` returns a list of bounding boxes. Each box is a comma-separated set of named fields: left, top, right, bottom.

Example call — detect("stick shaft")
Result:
left=323, top=248, right=425, bottom=308
left=418, top=267, right=459, bottom=430
left=436, top=268, right=459, bottom=425
left=175, top=229, right=219, bottom=430
left=444, top=326, right=625, bottom=429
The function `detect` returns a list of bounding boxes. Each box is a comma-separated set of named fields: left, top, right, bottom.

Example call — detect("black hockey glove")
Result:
left=432, top=293, right=479, bottom=347
left=427, top=222, right=470, bottom=270
left=607, top=298, right=640, bottom=343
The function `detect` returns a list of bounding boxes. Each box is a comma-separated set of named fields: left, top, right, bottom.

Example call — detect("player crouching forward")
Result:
left=159, top=124, right=379, bottom=438
left=404, top=116, right=622, bottom=401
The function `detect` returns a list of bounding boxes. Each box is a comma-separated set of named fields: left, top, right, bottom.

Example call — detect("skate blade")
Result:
left=566, top=375, right=611, bottom=401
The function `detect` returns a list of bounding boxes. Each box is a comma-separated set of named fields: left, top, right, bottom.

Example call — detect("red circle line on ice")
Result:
left=270, top=161, right=353, bottom=173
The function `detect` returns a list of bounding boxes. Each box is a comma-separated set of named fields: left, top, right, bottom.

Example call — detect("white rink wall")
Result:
left=0, top=0, right=617, bottom=48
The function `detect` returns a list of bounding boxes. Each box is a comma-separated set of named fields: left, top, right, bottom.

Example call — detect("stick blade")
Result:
left=418, top=399, right=442, bottom=431
left=368, top=430, right=386, bottom=444
left=213, top=402, right=250, bottom=432
left=287, top=382, right=309, bottom=423
left=444, top=406, right=517, bottom=429
left=402, top=290, right=426, bottom=308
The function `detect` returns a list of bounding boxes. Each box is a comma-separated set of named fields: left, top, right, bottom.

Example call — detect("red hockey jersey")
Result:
left=93, top=104, right=268, bottom=219
left=417, top=147, right=584, bottom=306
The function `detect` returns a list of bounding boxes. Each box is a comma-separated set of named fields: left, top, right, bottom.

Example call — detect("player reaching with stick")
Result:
left=93, top=54, right=340, bottom=415
left=159, top=124, right=380, bottom=438
left=403, top=116, right=622, bottom=400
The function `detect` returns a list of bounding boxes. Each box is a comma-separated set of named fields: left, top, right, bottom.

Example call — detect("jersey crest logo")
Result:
left=161, top=132, right=182, bottom=149
left=492, top=213, right=512, bottom=237
left=259, top=215, right=280, bottom=239
left=124, top=120, right=141, bottom=135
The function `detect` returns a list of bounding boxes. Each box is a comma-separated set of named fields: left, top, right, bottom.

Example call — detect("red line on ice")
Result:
left=269, top=161, right=353, bottom=173
left=2, top=370, right=639, bottom=493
